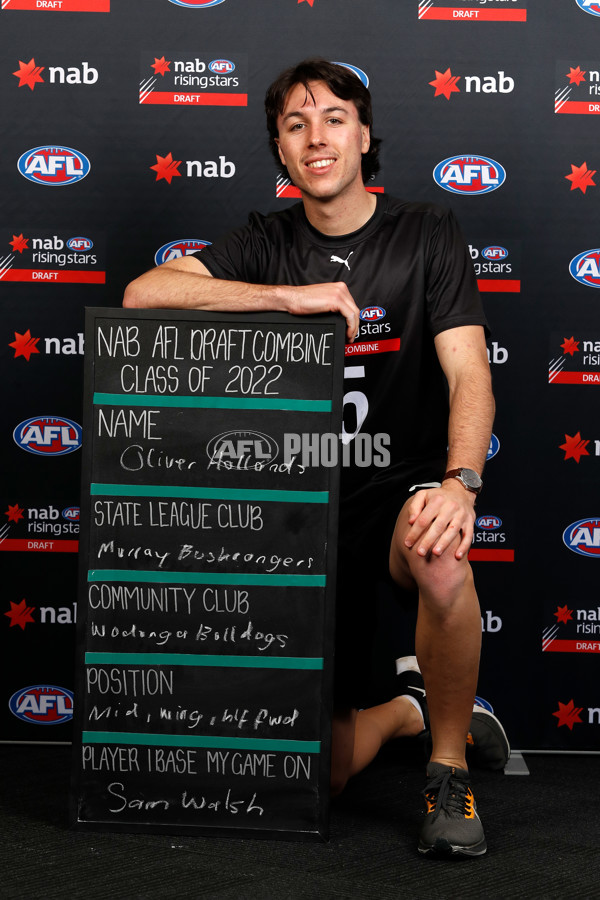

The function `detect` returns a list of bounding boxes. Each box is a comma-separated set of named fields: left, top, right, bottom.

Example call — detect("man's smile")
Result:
left=306, top=158, right=336, bottom=169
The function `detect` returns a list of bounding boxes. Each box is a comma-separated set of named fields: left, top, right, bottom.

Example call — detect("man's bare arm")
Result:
left=404, top=325, right=495, bottom=560
left=436, top=324, right=495, bottom=477
left=123, top=255, right=360, bottom=341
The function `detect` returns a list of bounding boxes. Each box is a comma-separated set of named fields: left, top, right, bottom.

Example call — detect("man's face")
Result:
left=275, top=80, right=370, bottom=202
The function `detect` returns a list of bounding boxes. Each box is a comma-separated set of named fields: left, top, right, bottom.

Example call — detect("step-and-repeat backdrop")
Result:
left=2, top=0, right=599, bottom=751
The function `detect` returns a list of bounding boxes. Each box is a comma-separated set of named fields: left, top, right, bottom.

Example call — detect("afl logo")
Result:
left=167, top=0, right=227, bottom=6
left=206, top=430, right=278, bottom=465
left=476, top=515, right=502, bottom=531
left=67, top=238, right=94, bottom=253
left=9, top=685, right=74, bottom=725
left=482, top=246, right=508, bottom=261
left=17, top=146, right=90, bottom=186
left=563, top=518, right=600, bottom=557
left=575, top=0, right=600, bottom=16
left=67, top=236, right=93, bottom=252
left=569, top=249, right=600, bottom=289
left=487, top=434, right=500, bottom=461
left=332, top=62, right=369, bottom=88
left=14, top=416, right=82, bottom=456
left=360, top=306, right=386, bottom=322
left=474, top=696, right=495, bottom=714
left=62, top=506, right=80, bottom=521
left=209, top=59, right=235, bottom=74
left=155, top=238, right=211, bottom=266
left=433, top=155, right=506, bottom=195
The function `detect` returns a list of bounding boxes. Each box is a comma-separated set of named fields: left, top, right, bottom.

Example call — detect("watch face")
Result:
left=461, top=468, right=482, bottom=489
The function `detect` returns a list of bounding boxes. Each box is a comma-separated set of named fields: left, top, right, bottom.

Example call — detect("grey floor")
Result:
left=1, top=743, right=599, bottom=900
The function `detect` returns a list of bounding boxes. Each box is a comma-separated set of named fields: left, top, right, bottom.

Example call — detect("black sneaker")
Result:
left=466, top=705, right=510, bottom=771
left=418, top=762, right=487, bottom=858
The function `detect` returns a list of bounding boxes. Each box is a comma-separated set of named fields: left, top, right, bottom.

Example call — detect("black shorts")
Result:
left=333, top=462, right=445, bottom=707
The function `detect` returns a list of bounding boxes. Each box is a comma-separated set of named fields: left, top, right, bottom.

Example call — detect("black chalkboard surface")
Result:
left=71, top=308, right=345, bottom=840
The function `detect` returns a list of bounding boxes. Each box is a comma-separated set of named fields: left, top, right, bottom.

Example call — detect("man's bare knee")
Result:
left=416, top=561, right=477, bottom=622
left=420, top=552, right=473, bottom=595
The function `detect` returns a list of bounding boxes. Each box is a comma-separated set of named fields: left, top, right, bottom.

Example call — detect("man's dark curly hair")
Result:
left=264, top=58, right=381, bottom=184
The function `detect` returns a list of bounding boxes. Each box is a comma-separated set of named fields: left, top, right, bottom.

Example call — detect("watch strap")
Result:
left=442, top=467, right=483, bottom=494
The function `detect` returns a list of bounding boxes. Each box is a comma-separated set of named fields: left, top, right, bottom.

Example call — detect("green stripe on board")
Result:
left=85, top=652, right=323, bottom=669
left=82, top=732, right=320, bottom=753
left=90, top=484, right=328, bottom=503
left=93, top=392, right=331, bottom=412
left=88, top=570, right=326, bottom=587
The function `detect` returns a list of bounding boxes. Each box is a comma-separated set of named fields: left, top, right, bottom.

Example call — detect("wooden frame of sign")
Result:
left=70, top=308, right=345, bottom=841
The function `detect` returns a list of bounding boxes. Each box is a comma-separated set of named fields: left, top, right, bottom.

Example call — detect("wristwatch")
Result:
left=442, top=467, right=483, bottom=495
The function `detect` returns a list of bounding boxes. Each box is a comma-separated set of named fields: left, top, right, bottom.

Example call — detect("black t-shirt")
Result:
left=194, top=194, right=487, bottom=522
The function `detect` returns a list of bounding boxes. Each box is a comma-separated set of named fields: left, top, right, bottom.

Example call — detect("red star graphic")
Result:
left=554, top=604, right=574, bottom=625
left=152, top=56, right=171, bottom=77
left=298, top=0, right=315, bottom=5
left=566, top=66, right=586, bottom=86
left=429, top=68, right=461, bottom=100
left=150, top=152, right=182, bottom=184
left=12, top=58, right=45, bottom=90
left=9, top=234, right=28, bottom=254
left=561, top=336, right=580, bottom=356
left=553, top=699, right=583, bottom=731
left=565, top=162, right=596, bottom=194
left=5, top=503, right=25, bottom=523
left=9, top=329, right=40, bottom=361
left=5, top=599, right=35, bottom=630
left=560, top=432, right=590, bottom=463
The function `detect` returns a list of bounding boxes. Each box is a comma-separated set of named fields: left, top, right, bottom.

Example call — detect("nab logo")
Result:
left=569, top=249, right=600, bottom=289
left=9, top=685, right=74, bottom=725
left=151, top=151, right=235, bottom=183
left=13, top=59, right=99, bottom=89
left=563, top=518, right=600, bottom=557
left=476, top=515, right=502, bottom=530
left=209, top=59, right=235, bottom=74
left=167, top=0, right=227, bottom=6
left=482, top=246, right=508, bottom=261
left=360, top=306, right=386, bottom=321
left=14, top=416, right=82, bottom=456
left=487, top=434, right=500, bottom=461
left=66, top=236, right=93, bottom=251
left=17, top=146, right=90, bottom=186
left=332, top=62, right=369, bottom=88
left=429, top=68, right=514, bottom=99
left=576, top=0, right=600, bottom=16
left=433, top=155, right=506, bottom=195
left=155, top=238, right=211, bottom=266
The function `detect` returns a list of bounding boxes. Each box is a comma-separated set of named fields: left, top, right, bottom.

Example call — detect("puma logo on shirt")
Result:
left=330, top=251, right=354, bottom=271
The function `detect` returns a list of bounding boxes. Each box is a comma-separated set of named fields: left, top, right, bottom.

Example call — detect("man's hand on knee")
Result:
left=403, top=483, right=476, bottom=561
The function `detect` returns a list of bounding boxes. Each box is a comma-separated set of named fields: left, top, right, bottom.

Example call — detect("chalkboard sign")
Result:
left=70, top=308, right=345, bottom=840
